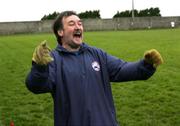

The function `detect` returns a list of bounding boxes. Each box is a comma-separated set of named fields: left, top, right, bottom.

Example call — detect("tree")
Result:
left=148, top=7, right=161, bottom=16
left=41, top=11, right=59, bottom=20
left=138, top=9, right=149, bottom=17
left=41, top=10, right=101, bottom=20
left=78, top=10, right=101, bottom=19
left=113, top=7, right=161, bottom=18
left=130, top=9, right=138, bottom=17
left=139, top=8, right=161, bottom=17
left=113, top=10, right=131, bottom=18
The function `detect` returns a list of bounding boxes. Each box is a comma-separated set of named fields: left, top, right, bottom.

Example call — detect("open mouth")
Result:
left=73, top=30, right=82, bottom=38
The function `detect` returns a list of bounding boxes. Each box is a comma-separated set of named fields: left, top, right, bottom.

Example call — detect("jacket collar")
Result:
left=55, top=42, right=88, bottom=55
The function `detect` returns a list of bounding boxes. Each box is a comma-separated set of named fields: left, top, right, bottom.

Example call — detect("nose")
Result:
left=75, top=23, right=81, bottom=29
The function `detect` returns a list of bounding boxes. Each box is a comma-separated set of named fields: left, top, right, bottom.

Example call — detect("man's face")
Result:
left=59, top=15, right=83, bottom=50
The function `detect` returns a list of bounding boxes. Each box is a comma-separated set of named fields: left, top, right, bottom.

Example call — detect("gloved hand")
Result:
left=144, top=49, right=163, bottom=68
left=32, top=40, right=54, bottom=65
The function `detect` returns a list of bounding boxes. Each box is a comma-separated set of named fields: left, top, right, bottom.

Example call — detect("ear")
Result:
left=58, top=30, right=64, bottom=37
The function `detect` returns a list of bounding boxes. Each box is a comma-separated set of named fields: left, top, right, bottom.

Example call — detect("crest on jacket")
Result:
left=92, top=61, right=100, bottom=71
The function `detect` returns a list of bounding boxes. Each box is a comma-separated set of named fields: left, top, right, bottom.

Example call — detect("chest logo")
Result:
left=92, top=61, right=100, bottom=71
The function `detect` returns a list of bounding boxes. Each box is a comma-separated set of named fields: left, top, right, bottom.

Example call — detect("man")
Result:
left=26, top=11, right=163, bottom=126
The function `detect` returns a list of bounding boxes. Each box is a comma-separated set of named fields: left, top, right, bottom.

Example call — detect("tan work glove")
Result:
left=32, top=40, right=54, bottom=65
left=144, top=49, right=163, bottom=68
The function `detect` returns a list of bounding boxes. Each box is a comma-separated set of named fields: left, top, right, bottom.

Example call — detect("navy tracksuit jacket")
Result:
left=26, top=43, right=155, bottom=126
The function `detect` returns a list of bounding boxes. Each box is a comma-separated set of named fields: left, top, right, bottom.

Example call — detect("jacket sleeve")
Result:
left=25, top=60, right=56, bottom=94
left=106, top=53, right=156, bottom=82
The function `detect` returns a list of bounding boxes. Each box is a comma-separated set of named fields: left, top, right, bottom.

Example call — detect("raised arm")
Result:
left=25, top=41, right=55, bottom=94
left=106, top=49, right=163, bottom=82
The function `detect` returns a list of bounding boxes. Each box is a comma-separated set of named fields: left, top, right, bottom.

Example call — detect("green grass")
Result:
left=0, top=29, right=180, bottom=126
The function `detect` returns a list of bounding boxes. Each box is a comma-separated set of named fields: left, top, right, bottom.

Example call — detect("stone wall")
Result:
left=0, top=16, right=179, bottom=35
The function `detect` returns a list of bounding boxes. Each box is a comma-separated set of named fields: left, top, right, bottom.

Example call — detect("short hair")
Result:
left=52, top=11, right=78, bottom=45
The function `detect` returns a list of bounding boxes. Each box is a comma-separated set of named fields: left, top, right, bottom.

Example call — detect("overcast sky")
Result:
left=0, top=0, right=179, bottom=22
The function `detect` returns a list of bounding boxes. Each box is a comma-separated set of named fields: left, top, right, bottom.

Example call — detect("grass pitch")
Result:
left=0, top=29, right=180, bottom=126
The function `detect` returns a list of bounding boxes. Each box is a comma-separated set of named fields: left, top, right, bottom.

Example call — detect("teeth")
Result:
left=74, top=32, right=81, bottom=36
left=76, top=32, right=81, bottom=35
left=74, top=30, right=81, bottom=34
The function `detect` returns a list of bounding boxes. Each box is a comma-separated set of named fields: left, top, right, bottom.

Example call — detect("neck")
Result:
left=62, top=44, right=80, bottom=52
